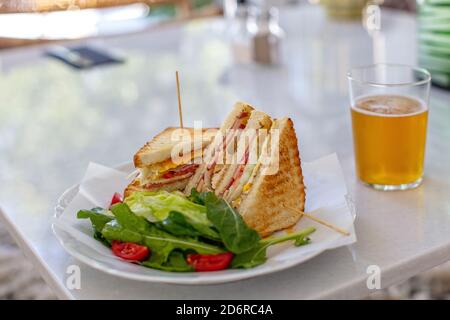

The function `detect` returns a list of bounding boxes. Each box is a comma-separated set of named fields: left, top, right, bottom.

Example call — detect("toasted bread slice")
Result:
left=237, top=118, right=305, bottom=237
left=134, top=127, right=217, bottom=168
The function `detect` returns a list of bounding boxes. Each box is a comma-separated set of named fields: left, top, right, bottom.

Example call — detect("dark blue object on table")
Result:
left=45, top=45, right=124, bottom=69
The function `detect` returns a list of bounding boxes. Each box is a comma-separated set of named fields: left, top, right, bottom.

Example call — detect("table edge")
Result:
left=0, top=206, right=73, bottom=300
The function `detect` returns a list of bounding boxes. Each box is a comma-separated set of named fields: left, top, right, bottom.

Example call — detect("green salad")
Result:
left=77, top=189, right=315, bottom=272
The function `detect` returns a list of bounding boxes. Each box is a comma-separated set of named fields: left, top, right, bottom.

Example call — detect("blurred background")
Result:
left=0, top=0, right=449, bottom=300
left=0, top=0, right=420, bottom=49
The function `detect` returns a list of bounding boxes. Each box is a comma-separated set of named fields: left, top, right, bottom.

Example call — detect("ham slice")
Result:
left=161, top=163, right=198, bottom=179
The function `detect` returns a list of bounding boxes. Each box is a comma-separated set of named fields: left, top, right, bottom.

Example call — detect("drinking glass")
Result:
left=348, top=64, right=431, bottom=190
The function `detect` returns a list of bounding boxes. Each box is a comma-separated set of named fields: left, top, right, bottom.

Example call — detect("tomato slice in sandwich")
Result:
left=161, top=164, right=198, bottom=179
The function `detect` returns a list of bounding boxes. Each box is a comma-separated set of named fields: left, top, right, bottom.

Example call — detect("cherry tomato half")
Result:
left=110, top=192, right=123, bottom=208
left=111, top=241, right=150, bottom=261
left=187, top=252, right=233, bottom=272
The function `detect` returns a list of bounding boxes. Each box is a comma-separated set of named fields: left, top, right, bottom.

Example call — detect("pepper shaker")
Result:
left=247, top=7, right=284, bottom=65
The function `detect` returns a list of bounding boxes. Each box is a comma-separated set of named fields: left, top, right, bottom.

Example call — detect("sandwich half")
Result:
left=185, top=102, right=306, bottom=237
left=125, top=127, right=217, bottom=197
left=234, top=117, right=306, bottom=237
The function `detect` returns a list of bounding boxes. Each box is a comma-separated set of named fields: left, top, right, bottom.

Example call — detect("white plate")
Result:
left=52, top=159, right=356, bottom=285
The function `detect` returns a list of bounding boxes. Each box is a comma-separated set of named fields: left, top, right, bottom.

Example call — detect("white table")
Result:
left=1, top=4, right=449, bottom=300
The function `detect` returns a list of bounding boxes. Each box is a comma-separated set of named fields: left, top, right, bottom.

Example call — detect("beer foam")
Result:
left=353, top=95, right=427, bottom=117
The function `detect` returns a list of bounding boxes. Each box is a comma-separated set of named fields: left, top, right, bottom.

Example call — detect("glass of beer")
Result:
left=348, top=64, right=431, bottom=190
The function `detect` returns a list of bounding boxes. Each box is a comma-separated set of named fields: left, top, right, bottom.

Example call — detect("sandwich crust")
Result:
left=237, top=118, right=306, bottom=237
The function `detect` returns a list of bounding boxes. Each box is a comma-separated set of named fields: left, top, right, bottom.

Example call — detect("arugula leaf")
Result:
left=124, top=191, right=220, bottom=240
left=101, top=220, right=223, bottom=264
left=202, top=192, right=261, bottom=254
left=142, top=251, right=193, bottom=272
left=77, top=208, right=114, bottom=246
left=77, top=208, right=113, bottom=233
left=188, top=188, right=208, bottom=205
left=93, top=231, right=111, bottom=247
left=105, top=203, right=225, bottom=263
left=231, top=227, right=316, bottom=269
left=156, top=211, right=201, bottom=237
left=101, top=220, right=143, bottom=243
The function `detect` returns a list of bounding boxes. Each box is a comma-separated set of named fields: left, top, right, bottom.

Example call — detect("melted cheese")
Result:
left=152, top=158, right=180, bottom=173
left=139, top=160, right=179, bottom=184
left=140, top=148, right=203, bottom=184
left=231, top=196, right=242, bottom=208
left=243, top=183, right=252, bottom=193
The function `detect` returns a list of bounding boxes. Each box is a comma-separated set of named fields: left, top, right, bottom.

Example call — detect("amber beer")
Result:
left=351, top=95, right=428, bottom=187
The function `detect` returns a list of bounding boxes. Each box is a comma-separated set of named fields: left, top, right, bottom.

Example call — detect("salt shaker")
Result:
left=247, top=7, right=284, bottom=65
left=230, top=5, right=252, bottom=64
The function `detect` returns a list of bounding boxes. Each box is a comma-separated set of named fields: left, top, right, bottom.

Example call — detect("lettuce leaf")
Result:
left=124, top=191, right=220, bottom=240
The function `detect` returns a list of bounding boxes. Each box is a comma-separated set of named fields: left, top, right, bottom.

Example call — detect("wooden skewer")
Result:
left=283, top=204, right=351, bottom=236
left=175, top=70, right=184, bottom=128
